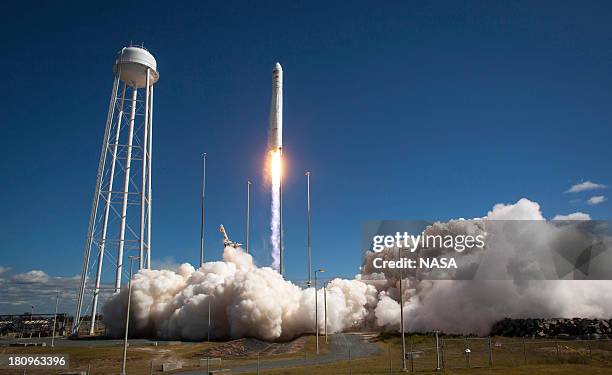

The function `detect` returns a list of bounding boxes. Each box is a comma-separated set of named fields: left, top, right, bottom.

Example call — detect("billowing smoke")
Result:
left=103, top=246, right=378, bottom=341
left=103, top=198, right=612, bottom=340
left=365, top=198, right=612, bottom=335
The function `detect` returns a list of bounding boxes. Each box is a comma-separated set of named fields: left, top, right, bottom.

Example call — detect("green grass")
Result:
left=2, top=334, right=612, bottom=374
left=0, top=342, right=217, bottom=374
left=240, top=334, right=612, bottom=375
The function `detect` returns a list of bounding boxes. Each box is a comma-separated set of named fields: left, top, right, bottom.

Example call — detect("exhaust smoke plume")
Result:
left=269, top=149, right=282, bottom=271
left=103, top=198, right=612, bottom=340
left=103, top=246, right=377, bottom=341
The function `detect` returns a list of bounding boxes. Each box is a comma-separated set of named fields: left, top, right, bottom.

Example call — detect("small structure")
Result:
left=219, top=225, right=243, bottom=248
left=162, top=361, right=182, bottom=372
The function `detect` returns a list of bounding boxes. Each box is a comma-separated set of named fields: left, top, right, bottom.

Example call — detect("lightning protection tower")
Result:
left=73, top=45, right=159, bottom=335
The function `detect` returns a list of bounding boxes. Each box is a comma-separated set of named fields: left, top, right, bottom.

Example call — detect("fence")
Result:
left=403, top=335, right=612, bottom=372
left=183, top=336, right=612, bottom=374
left=4, top=335, right=612, bottom=374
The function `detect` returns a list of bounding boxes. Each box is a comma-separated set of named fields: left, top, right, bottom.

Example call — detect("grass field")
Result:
left=240, top=333, right=612, bottom=374
left=2, top=342, right=212, bottom=374
left=0, top=335, right=329, bottom=374
left=2, top=333, right=612, bottom=374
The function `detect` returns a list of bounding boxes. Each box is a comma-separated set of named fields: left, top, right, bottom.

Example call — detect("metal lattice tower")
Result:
left=74, top=45, right=159, bottom=335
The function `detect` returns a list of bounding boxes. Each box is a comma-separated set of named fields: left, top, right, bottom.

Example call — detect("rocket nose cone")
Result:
left=275, top=62, right=282, bottom=71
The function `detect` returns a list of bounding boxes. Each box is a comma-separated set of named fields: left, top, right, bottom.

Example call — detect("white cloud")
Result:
left=12, top=270, right=50, bottom=283
left=553, top=212, right=591, bottom=220
left=0, top=266, right=10, bottom=276
left=566, top=181, right=606, bottom=193
left=486, top=198, right=544, bottom=220
left=0, top=270, right=113, bottom=315
left=587, top=195, right=607, bottom=205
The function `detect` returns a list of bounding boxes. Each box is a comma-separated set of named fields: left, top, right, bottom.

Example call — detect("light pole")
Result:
left=324, top=281, right=328, bottom=344
left=246, top=180, right=251, bottom=254
left=435, top=330, right=441, bottom=371
left=207, top=295, right=213, bottom=342
left=122, top=256, right=139, bottom=375
left=399, top=247, right=406, bottom=372
left=200, top=153, right=207, bottom=267
left=51, top=291, right=59, bottom=347
left=314, top=268, right=325, bottom=354
left=305, top=171, right=312, bottom=287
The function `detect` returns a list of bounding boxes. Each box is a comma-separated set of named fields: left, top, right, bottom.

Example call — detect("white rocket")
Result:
left=268, top=62, right=283, bottom=151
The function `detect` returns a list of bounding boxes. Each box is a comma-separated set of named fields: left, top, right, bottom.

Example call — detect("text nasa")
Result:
left=371, top=232, right=486, bottom=269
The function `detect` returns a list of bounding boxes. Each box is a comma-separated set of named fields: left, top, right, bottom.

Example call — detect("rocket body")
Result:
left=268, top=62, right=283, bottom=151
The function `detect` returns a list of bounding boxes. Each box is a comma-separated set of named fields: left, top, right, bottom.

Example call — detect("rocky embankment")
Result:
left=491, top=318, right=612, bottom=339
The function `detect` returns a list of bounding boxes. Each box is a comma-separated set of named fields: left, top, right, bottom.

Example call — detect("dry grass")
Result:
left=241, top=334, right=612, bottom=375
left=2, top=334, right=611, bottom=374
left=0, top=341, right=216, bottom=374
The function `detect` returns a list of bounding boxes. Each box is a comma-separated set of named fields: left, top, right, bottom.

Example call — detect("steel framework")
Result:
left=74, top=53, right=156, bottom=335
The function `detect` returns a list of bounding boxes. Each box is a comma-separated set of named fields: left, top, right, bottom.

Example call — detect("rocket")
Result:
left=268, top=62, right=283, bottom=151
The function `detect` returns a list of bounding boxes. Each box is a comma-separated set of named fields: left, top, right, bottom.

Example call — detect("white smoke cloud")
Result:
left=366, top=198, right=612, bottom=335
left=103, top=247, right=377, bottom=341
left=151, top=256, right=181, bottom=272
left=270, top=177, right=281, bottom=271
left=486, top=198, right=544, bottom=220
left=102, top=198, right=612, bottom=340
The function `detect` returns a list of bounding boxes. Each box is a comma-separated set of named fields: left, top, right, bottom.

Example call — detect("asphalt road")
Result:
left=182, top=333, right=381, bottom=374
left=0, top=336, right=189, bottom=347
left=2, top=333, right=381, bottom=373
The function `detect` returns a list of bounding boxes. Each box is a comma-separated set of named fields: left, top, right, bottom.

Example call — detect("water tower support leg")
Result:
left=146, top=85, right=154, bottom=269
left=90, top=82, right=127, bottom=334
left=139, top=70, right=150, bottom=270
left=115, top=87, right=138, bottom=291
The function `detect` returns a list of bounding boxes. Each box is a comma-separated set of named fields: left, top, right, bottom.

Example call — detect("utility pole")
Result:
left=122, top=256, right=139, bottom=375
left=207, top=296, right=213, bottom=342
left=51, top=291, right=59, bottom=347
left=246, top=180, right=251, bottom=254
left=314, top=269, right=325, bottom=354
left=436, top=330, right=441, bottom=371
left=399, top=247, right=407, bottom=372
left=306, top=171, right=312, bottom=287
left=200, top=153, right=207, bottom=266
left=324, top=281, right=328, bottom=344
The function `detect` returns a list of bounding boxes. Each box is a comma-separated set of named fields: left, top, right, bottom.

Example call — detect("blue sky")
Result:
left=1, top=0, right=611, bottom=300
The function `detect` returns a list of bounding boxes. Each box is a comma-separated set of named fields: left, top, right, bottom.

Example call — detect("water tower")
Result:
left=74, top=45, right=159, bottom=335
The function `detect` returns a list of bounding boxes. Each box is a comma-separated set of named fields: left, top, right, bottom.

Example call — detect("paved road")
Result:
left=182, top=333, right=381, bottom=374
left=0, top=336, right=190, bottom=348
left=3, top=334, right=381, bottom=373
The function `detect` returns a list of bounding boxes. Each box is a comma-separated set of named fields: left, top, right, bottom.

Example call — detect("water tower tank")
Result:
left=113, top=46, right=159, bottom=88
